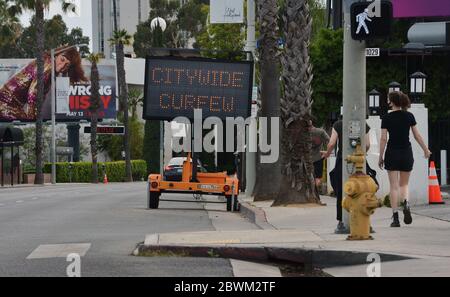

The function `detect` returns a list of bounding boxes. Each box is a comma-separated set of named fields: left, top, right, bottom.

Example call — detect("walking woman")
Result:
left=322, top=118, right=371, bottom=233
left=379, top=91, right=431, bottom=227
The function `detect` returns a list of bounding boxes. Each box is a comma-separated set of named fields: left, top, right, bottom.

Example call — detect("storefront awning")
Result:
left=0, top=127, right=24, bottom=147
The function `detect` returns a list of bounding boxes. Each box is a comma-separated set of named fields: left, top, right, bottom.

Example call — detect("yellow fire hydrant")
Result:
left=342, top=144, right=383, bottom=240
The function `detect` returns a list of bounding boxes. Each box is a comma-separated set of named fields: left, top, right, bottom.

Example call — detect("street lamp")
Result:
left=51, top=43, right=89, bottom=184
left=150, top=17, right=167, bottom=32
left=368, top=89, right=381, bottom=116
left=388, top=81, right=401, bottom=94
left=150, top=17, right=166, bottom=175
left=410, top=71, right=427, bottom=103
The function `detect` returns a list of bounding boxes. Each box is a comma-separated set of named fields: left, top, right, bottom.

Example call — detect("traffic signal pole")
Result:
left=245, top=0, right=257, bottom=196
left=342, top=0, right=367, bottom=231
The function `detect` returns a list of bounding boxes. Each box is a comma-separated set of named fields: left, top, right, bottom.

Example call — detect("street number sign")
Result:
left=366, top=48, right=380, bottom=57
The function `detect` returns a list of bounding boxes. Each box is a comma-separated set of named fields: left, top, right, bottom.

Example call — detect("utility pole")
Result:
left=342, top=0, right=367, bottom=230
left=245, top=0, right=257, bottom=196
left=51, top=48, right=56, bottom=184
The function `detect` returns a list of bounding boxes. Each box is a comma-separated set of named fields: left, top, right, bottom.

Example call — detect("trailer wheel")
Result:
left=225, top=195, right=232, bottom=211
left=148, top=191, right=160, bottom=209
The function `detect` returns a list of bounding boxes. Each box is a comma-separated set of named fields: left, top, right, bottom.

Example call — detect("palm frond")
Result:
left=109, top=29, right=133, bottom=46
left=87, top=53, right=103, bottom=64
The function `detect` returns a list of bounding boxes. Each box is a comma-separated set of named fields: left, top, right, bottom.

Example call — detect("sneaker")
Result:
left=403, top=201, right=413, bottom=225
left=334, top=221, right=348, bottom=234
left=391, top=212, right=400, bottom=227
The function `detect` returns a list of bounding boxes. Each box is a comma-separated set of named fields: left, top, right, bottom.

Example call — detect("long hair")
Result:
left=389, top=91, right=411, bottom=111
left=55, top=45, right=88, bottom=83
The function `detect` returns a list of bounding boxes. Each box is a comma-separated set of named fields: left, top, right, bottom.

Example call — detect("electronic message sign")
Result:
left=84, top=126, right=125, bottom=135
left=143, top=56, right=253, bottom=121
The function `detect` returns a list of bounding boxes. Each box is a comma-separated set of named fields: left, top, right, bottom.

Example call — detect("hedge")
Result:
left=43, top=160, right=147, bottom=183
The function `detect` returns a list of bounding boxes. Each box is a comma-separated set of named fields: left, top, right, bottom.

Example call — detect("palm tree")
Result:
left=9, top=0, right=74, bottom=184
left=252, top=0, right=281, bottom=201
left=109, top=29, right=133, bottom=182
left=0, top=0, right=21, bottom=46
left=128, top=88, right=143, bottom=119
left=273, top=0, right=320, bottom=205
left=87, top=53, right=102, bottom=183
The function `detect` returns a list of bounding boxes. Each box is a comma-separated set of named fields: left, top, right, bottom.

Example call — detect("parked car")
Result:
left=163, top=157, right=207, bottom=181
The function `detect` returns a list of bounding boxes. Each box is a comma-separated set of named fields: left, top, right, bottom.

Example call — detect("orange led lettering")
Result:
left=210, top=96, right=221, bottom=112
left=211, top=71, right=219, bottom=86
left=185, top=94, right=195, bottom=110
left=164, top=68, right=172, bottom=84
left=186, top=70, right=198, bottom=85
left=231, top=72, right=244, bottom=88
left=160, top=94, right=171, bottom=109
left=223, top=97, right=234, bottom=112
left=197, top=96, right=209, bottom=109
left=172, top=94, right=183, bottom=110
left=219, top=71, right=231, bottom=87
left=152, top=67, right=163, bottom=83
left=198, top=70, right=210, bottom=86
left=173, top=69, right=185, bottom=84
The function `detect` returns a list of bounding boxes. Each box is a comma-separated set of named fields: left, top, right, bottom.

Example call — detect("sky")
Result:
left=16, top=0, right=330, bottom=53
left=19, top=0, right=93, bottom=51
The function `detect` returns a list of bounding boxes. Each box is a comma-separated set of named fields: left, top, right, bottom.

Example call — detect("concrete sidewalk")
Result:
left=136, top=195, right=450, bottom=277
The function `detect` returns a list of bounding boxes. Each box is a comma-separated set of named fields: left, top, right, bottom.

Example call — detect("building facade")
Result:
left=92, top=0, right=151, bottom=58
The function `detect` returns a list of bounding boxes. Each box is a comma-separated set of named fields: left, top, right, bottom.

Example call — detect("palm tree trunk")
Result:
left=91, top=113, right=99, bottom=183
left=253, top=0, right=281, bottom=201
left=34, top=0, right=45, bottom=185
left=273, top=0, right=320, bottom=205
left=116, top=43, right=132, bottom=182
left=112, top=0, right=118, bottom=32
left=90, top=60, right=100, bottom=183
left=112, top=0, right=132, bottom=182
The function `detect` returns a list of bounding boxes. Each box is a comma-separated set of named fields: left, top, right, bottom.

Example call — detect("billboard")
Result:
left=143, top=56, right=253, bottom=121
left=210, top=0, right=244, bottom=24
left=393, top=0, right=450, bottom=18
left=0, top=56, right=117, bottom=122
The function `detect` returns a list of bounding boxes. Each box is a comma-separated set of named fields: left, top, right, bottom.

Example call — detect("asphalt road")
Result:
left=0, top=183, right=234, bottom=277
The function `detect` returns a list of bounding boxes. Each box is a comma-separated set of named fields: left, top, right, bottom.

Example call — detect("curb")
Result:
left=239, top=202, right=276, bottom=230
left=134, top=243, right=413, bottom=269
left=0, top=183, right=93, bottom=190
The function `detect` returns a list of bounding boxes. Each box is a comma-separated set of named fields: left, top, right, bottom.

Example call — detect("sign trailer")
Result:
left=143, top=55, right=254, bottom=212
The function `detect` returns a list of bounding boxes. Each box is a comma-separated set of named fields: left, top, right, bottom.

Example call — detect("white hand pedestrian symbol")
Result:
left=356, top=8, right=372, bottom=34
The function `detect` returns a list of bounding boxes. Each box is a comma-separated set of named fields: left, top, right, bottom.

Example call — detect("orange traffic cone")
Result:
left=103, top=173, right=108, bottom=184
left=429, top=161, right=444, bottom=204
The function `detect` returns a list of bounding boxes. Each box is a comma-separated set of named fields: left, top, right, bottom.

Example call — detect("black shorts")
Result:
left=313, top=159, right=324, bottom=178
left=384, top=146, right=414, bottom=172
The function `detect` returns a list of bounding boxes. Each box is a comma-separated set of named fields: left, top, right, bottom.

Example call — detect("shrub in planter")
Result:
left=44, top=160, right=147, bottom=183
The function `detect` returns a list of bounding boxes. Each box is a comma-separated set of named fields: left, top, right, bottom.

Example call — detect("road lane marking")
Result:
left=27, top=243, right=91, bottom=260
left=32, top=197, right=39, bottom=200
left=230, top=259, right=282, bottom=277
left=16, top=200, right=24, bottom=203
